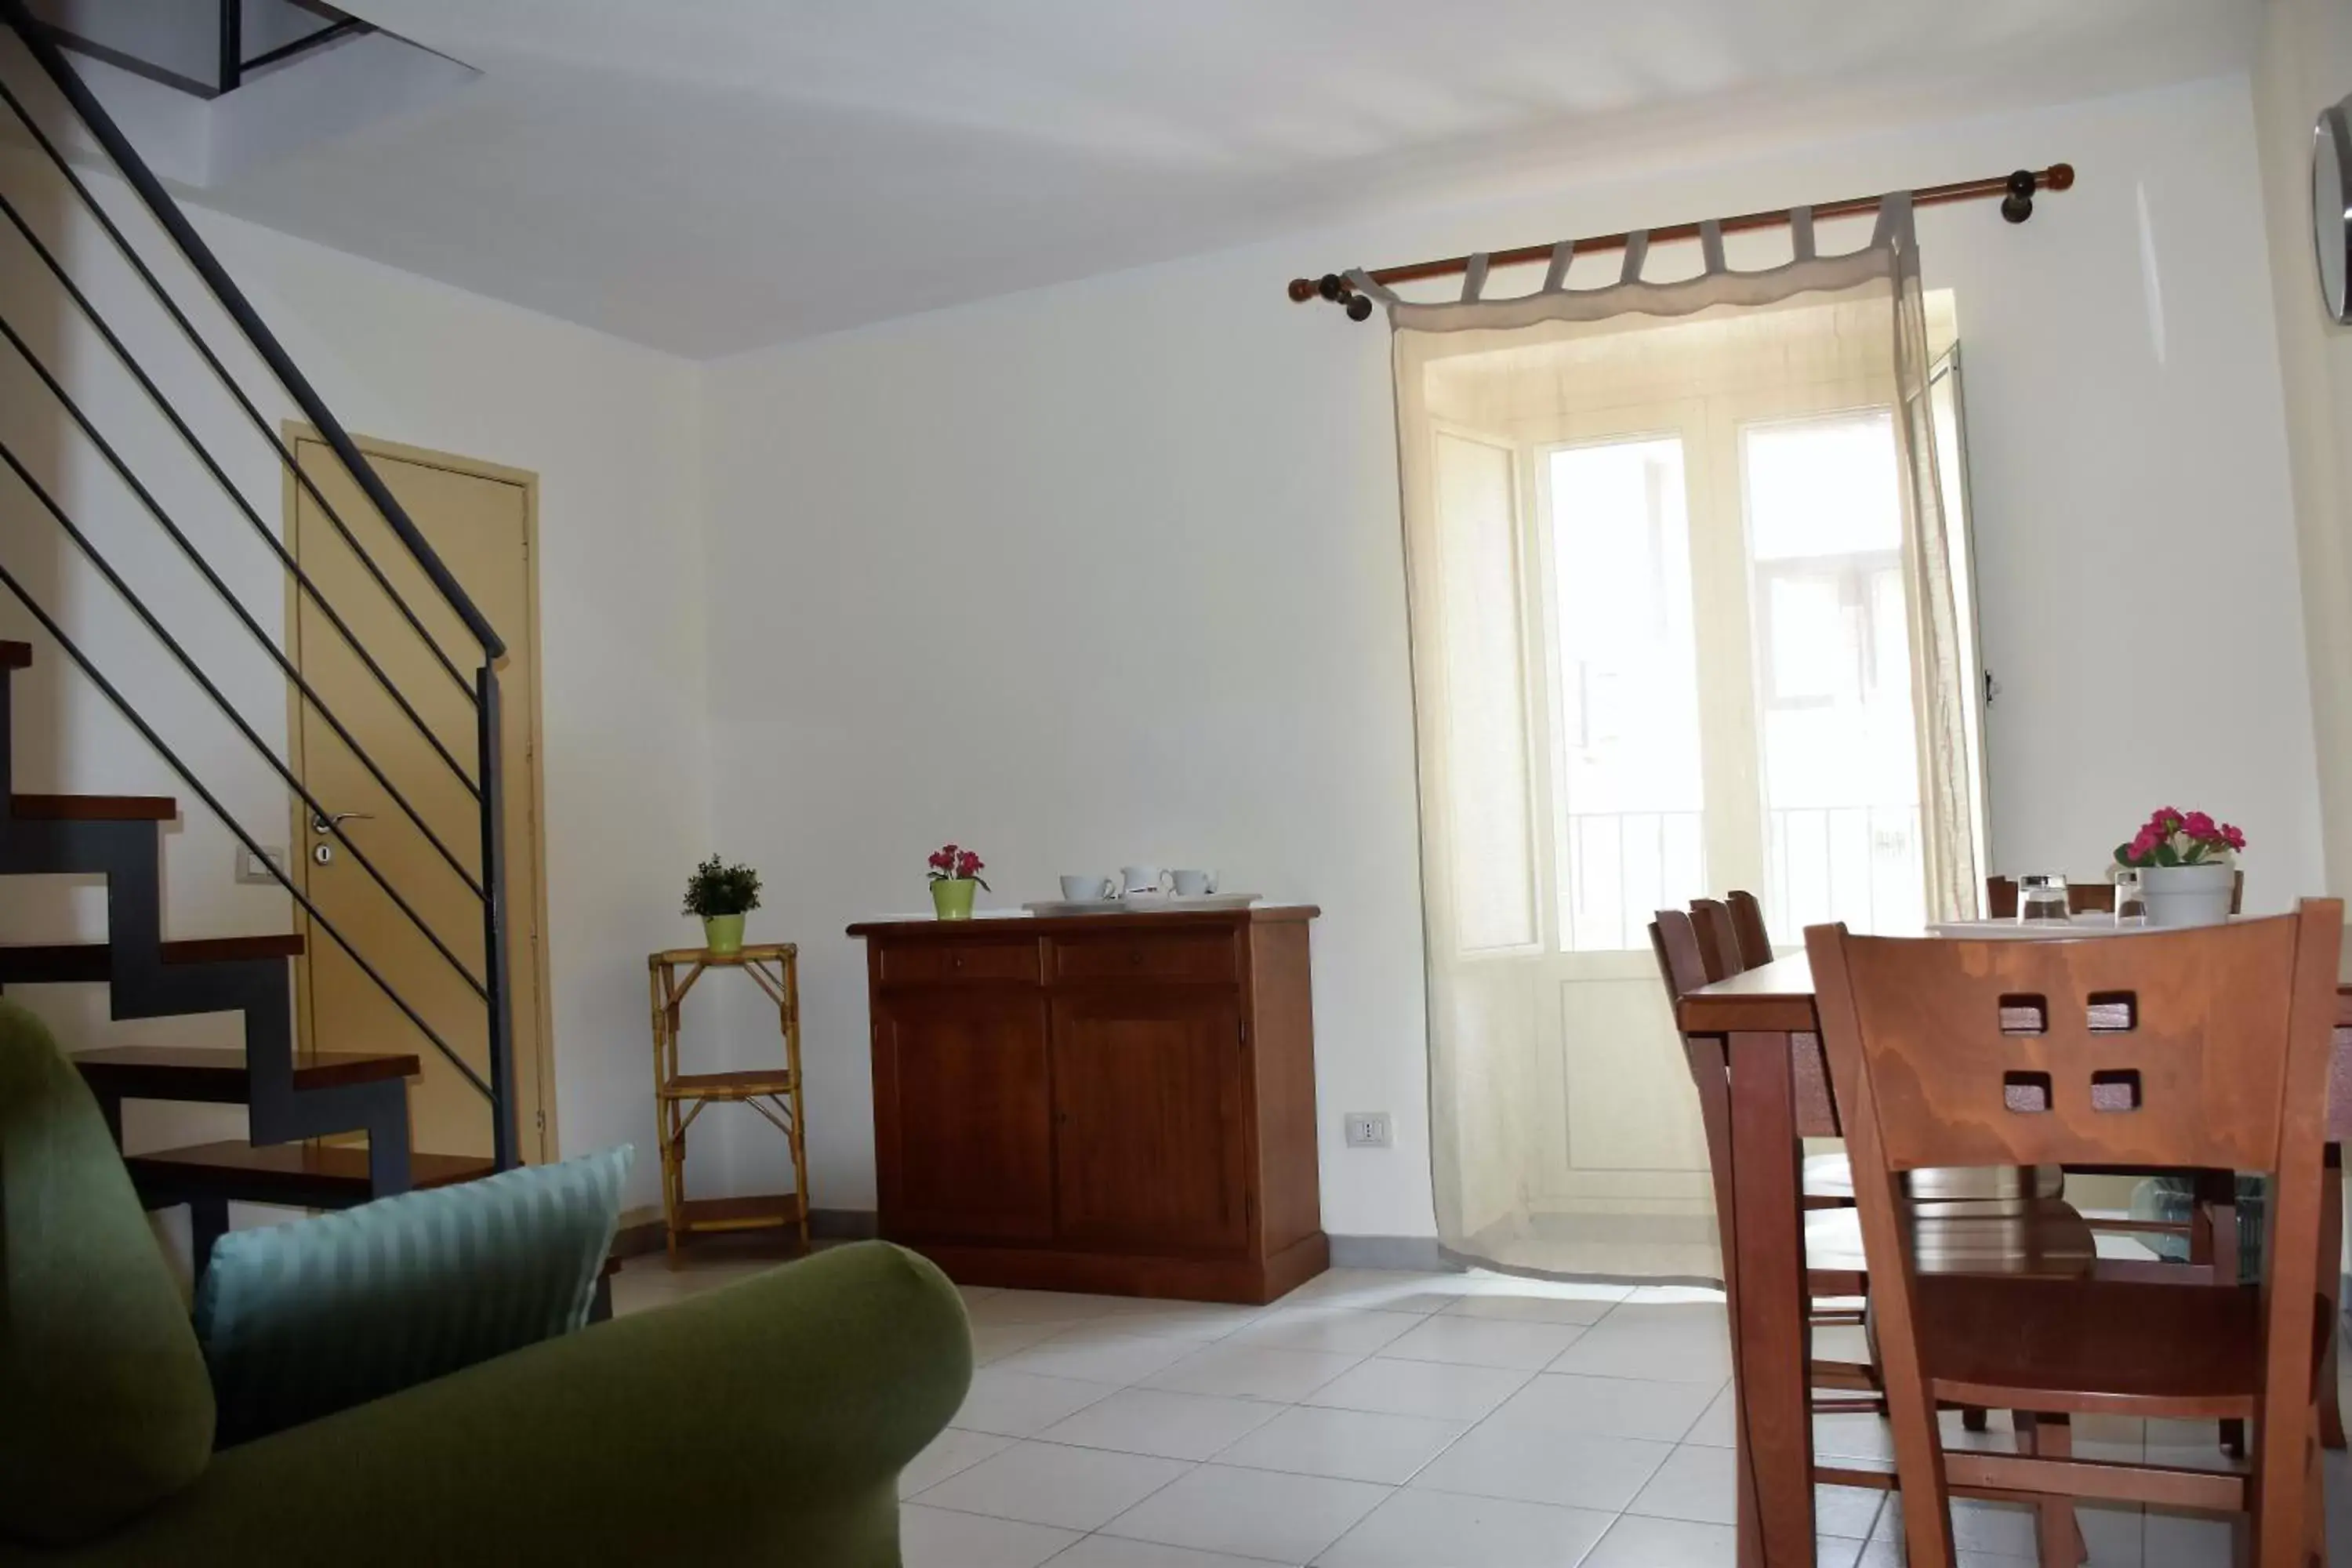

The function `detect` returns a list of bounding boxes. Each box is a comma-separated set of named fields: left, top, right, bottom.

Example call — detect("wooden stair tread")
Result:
left=11, top=793, right=176, bottom=821
left=76, top=1045, right=419, bottom=1100
left=659, top=1067, right=795, bottom=1099
left=0, top=641, right=28, bottom=670
left=0, top=934, right=303, bottom=984
left=125, top=1142, right=494, bottom=1203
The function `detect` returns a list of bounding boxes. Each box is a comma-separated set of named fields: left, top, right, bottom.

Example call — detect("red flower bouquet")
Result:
left=924, top=842, right=990, bottom=891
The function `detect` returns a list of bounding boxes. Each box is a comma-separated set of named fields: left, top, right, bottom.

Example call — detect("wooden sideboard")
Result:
left=846, top=906, right=1326, bottom=1304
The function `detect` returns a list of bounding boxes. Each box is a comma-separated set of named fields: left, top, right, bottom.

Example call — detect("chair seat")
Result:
left=1806, top=1199, right=2097, bottom=1281
left=1916, top=1275, right=2303, bottom=1417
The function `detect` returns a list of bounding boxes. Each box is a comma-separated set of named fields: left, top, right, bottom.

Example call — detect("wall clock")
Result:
left=2319, top=93, right=2352, bottom=325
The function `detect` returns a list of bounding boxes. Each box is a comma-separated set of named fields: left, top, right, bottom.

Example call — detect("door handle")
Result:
left=310, top=810, right=375, bottom=835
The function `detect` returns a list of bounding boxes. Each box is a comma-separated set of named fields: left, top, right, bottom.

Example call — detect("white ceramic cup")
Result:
left=1171, top=869, right=1219, bottom=897
left=1120, top=866, right=1169, bottom=898
left=1060, top=874, right=1115, bottom=902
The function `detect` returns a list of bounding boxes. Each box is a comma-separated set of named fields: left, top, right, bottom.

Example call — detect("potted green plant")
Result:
left=2114, top=806, right=2244, bottom=927
left=924, top=842, right=989, bottom=920
left=682, top=855, right=762, bottom=954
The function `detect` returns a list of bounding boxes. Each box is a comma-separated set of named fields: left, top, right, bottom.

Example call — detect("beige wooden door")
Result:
left=288, top=434, right=549, bottom=1163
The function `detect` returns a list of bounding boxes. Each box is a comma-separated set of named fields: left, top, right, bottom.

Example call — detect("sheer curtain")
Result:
left=1370, top=197, right=1980, bottom=1278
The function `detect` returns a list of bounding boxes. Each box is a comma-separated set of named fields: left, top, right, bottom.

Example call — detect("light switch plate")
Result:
left=1344, top=1112, right=1392, bottom=1148
left=237, top=845, right=285, bottom=885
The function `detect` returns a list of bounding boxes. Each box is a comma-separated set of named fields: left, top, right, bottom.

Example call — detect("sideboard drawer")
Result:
left=1052, top=931, right=1237, bottom=984
left=879, top=940, right=1040, bottom=985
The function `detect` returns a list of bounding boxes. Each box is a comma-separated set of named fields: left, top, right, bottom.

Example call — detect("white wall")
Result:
left=2255, top=0, right=2352, bottom=895
left=699, top=72, right=2321, bottom=1240
left=0, top=90, right=710, bottom=1215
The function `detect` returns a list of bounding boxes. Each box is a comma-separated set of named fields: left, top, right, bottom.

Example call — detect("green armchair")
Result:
left=0, top=1001, right=971, bottom=1566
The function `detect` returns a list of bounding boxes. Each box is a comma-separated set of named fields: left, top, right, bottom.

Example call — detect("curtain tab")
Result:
left=1541, top=240, right=1575, bottom=293
left=1620, top=231, right=1650, bottom=285
left=1345, top=267, right=1399, bottom=307
left=1872, top=191, right=1916, bottom=248
left=1698, top=219, right=1726, bottom=276
left=1789, top=206, right=1816, bottom=261
left=1461, top=253, right=1490, bottom=303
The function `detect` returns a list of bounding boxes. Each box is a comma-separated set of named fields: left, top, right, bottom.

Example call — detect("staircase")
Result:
left=0, top=637, right=494, bottom=1263
left=0, top=5, right=517, bottom=1268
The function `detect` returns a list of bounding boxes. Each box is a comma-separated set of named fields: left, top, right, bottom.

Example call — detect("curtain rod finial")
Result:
left=1287, top=277, right=1318, bottom=303
left=2046, top=162, right=2075, bottom=192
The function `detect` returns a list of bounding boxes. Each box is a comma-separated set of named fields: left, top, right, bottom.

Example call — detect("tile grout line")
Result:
left=916, top=1434, right=1217, bottom=1549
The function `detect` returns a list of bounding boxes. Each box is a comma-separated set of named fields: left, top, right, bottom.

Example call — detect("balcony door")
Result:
left=1419, top=324, right=1979, bottom=1274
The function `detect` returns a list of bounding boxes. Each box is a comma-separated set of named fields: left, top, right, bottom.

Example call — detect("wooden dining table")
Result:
left=1676, top=950, right=2352, bottom=1566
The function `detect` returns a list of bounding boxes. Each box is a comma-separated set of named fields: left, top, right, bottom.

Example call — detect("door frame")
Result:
left=279, top=423, right=558, bottom=1160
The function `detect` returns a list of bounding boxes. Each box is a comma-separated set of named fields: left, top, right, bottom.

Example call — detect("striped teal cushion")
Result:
left=194, top=1145, right=632, bottom=1447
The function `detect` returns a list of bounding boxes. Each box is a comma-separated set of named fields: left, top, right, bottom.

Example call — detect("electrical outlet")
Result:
left=1344, top=1112, right=1392, bottom=1148
left=236, top=845, right=285, bottom=885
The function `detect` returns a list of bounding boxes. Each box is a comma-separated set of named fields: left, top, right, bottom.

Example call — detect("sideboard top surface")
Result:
left=846, top=905, right=1319, bottom=938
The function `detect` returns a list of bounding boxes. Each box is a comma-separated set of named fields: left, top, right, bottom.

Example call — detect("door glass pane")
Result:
left=1744, top=411, right=1925, bottom=935
left=1546, top=436, right=1704, bottom=951
left=1433, top=431, right=1537, bottom=951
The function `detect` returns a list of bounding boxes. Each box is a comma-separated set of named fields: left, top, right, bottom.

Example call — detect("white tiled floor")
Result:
left=616, top=1256, right=2352, bottom=1566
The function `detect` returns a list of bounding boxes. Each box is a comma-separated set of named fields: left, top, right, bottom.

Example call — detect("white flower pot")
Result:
left=2140, top=861, right=2234, bottom=927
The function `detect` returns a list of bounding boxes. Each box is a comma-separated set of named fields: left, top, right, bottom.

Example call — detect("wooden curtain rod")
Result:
left=1288, top=163, right=2074, bottom=319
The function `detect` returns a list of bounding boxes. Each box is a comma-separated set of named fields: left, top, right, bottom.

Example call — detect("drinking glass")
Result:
left=2112, top=868, right=2150, bottom=927
left=2017, top=873, right=2071, bottom=925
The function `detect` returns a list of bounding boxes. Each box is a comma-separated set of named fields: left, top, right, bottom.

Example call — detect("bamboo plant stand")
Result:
left=647, top=943, right=811, bottom=1265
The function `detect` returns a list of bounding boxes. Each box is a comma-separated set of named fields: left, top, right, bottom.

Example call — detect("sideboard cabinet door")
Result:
left=875, top=992, right=1054, bottom=1242
left=1050, top=989, right=1248, bottom=1254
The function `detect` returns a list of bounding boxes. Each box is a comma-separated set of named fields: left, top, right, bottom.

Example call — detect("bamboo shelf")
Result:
left=647, top=943, right=810, bottom=1265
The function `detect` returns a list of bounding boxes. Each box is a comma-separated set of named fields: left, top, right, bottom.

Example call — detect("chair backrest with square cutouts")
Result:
left=1806, top=907, right=2337, bottom=1178
left=1809, top=903, right=2340, bottom=1565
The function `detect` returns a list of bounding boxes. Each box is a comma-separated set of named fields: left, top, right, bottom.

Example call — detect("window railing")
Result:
left=1560, top=808, right=1705, bottom=952
left=1550, top=803, right=1923, bottom=951
left=1766, top=803, right=1925, bottom=938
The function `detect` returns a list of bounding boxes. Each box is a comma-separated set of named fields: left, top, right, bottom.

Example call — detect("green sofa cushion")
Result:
left=0, top=1000, right=216, bottom=1545
left=195, top=1145, right=631, bottom=1447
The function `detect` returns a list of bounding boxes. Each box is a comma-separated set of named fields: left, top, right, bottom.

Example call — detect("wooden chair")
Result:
left=1657, top=909, right=1870, bottom=1327
left=1657, top=903, right=2103, bottom=1560
left=1654, top=907, right=2092, bottom=1397
left=1984, top=873, right=2338, bottom=1459
left=1692, top=896, right=2061, bottom=1212
left=1806, top=904, right=2340, bottom=1567
left=1686, top=897, right=1857, bottom=1216
left=1682, top=895, right=2069, bottom=1435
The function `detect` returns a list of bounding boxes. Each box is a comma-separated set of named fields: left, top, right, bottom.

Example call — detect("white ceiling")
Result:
left=177, top=0, right=2255, bottom=358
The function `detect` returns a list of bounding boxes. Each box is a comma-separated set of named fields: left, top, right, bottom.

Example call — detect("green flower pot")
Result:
left=930, top=879, right=978, bottom=920
left=702, top=913, right=746, bottom=954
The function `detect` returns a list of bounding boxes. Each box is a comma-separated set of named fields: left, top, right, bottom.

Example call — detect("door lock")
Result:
left=312, top=842, right=335, bottom=866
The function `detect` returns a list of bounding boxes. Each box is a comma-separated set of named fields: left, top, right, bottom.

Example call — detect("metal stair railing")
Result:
left=0, top=8, right=518, bottom=1171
